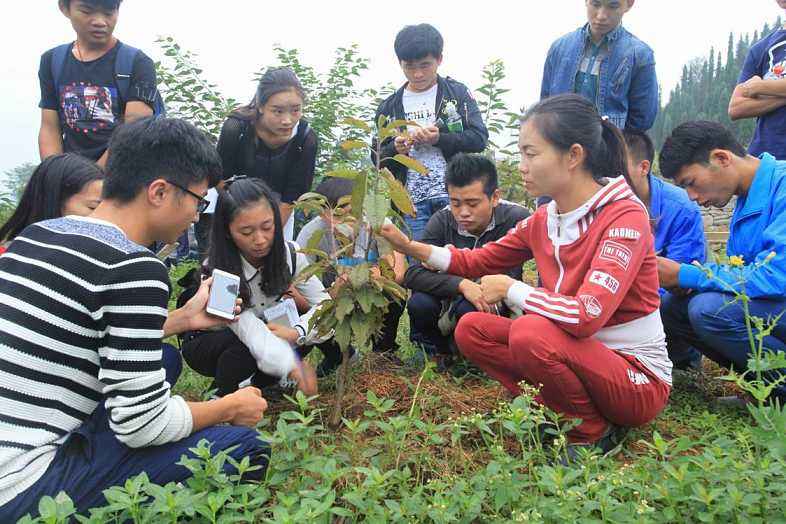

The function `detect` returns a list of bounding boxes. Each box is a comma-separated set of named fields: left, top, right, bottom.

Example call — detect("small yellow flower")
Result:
left=729, top=255, right=745, bottom=267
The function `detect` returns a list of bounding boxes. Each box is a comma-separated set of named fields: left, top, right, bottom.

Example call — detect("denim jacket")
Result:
left=540, top=24, right=659, bottom=131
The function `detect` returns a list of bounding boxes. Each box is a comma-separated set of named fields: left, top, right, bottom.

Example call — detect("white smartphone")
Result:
left=206, top=269, right=240, bottom=320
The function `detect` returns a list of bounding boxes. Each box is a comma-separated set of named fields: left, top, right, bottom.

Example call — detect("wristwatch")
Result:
left=294, top=325, right=307, bottom=346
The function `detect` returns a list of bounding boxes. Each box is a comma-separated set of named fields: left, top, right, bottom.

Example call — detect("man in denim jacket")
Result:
left=657, top=121, right=786, bottom=403
left=540, top=0, right=658, bottom=131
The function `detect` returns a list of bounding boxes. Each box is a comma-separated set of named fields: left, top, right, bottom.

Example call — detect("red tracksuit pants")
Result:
left=454, top=313, right=671, bottom=443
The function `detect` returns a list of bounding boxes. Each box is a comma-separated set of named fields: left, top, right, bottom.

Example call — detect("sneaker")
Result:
left=559, top=424, right=628, bottom=465
left=316, top=347, right=358, bottom=378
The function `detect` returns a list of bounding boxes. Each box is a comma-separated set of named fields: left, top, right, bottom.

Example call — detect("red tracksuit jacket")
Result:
left=431, top=177, right=672, bottom=384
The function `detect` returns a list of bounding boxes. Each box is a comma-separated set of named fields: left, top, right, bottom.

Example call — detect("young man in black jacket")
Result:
left=374, top=24, right=489, bottom=241
left=404, top=153, right=530, bottom=364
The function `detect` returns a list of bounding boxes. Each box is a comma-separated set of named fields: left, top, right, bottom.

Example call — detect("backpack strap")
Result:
left=114, top=42, right=139, bottom=110
left=50, top=44, right=72, bottom=98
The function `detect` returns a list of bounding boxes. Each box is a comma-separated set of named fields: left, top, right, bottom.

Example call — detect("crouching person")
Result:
left=404, top=153, right=530, bottom=366
left=0, top=118, right=270, bottom=522
left=381, top=95, right=672, bottom=459
left=182, top=177, right=324, bottom=396
left=657, top=121, right=786, bottom=403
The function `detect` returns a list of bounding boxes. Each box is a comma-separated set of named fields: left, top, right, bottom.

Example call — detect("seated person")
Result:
left=404, top=153, right=530, bottom=363
left=0, top=117, right=270, bottom=522
left=382, top=95, right=672, bottom=459
left=181, top=177, right=327, bottom=397
left=658, top=121, right=786, bottom=403
left=0, top=153, right=104, bottom=251
left=623, top=129, right=707, bottom=369
left=296, top=177, right=407, bottom=356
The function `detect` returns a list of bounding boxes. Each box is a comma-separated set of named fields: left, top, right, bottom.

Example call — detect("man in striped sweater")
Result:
left=0, top=117, right=271, bottom=521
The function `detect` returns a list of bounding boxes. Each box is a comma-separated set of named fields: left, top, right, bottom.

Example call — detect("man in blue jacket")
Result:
left=540, top=0, right=658, bottom=131
left=657, top=121, right=786, bottom=401
left=623, top=129, right=706, bottom=274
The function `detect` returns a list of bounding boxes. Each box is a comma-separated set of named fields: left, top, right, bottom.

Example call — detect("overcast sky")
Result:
left=1, top=1, right=783, bottom=177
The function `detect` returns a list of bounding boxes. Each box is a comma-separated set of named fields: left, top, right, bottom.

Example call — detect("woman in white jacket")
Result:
left=181, top=177, right=324, bottom=396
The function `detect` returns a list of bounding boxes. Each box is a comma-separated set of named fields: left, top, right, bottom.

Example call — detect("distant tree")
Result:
left=653, top=17, right=782, bottom=151
left=2, top=162, right=36, bottom=203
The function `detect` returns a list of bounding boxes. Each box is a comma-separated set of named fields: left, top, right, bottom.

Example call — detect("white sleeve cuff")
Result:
left=229, top=311, right=297, bottom=378
left=426, top=245, right=452, bottom=272
left=505, top=281, right=534, bottom=309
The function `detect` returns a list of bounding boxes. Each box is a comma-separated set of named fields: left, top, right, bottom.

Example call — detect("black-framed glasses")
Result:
left=167, top=181, right=209, bottom=213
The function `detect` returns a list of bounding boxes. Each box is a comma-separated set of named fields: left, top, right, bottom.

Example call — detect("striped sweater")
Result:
left=0, top=216, right=192, bottom=508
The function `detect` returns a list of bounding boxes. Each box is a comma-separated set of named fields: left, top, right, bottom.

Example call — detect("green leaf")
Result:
left=306, top=229, right=325, bottom=251
left=336, top=295, right=355, bottom=322
left=350, top=314, right=371, bottom=347
left=350, top=172, right=368, bottom=221
left=325, top=169, right=359, bottom=180
left=366, top=190, right=390, bottom=230
left=334, top=320, right=352, bottom=351
left=343, top=117, right=371, bottom=133
left=341, top=140, right=367, bottom=151
left=349, top=264, right=370, bottom=288
left=357, top=288, right=373, bottom=314
left=381, top=168, right=415, bottom=216
left=392, top=154, right=429, bottom=175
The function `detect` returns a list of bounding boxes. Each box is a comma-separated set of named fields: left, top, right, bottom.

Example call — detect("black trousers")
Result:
left=182, top=329, right=325, bottom=396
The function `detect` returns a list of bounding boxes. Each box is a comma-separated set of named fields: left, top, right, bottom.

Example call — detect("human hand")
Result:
left=394, top=135, right=412, bottom=155
left=741, top=76, right=764, bottom=98
left=379, top=222, right=412, bottom=253
left=289, top=360, right=318, bottom=395
left=223, top=386, right=268, bottom=427
left=267, top=323, right=300, bottom=345
left=657, top=256, right=682, bottom=290
left=185, top=277, right=243, bottom=331
left=479, top=275, right=516, bottom=305
left=458, top=279, right=491, bottom=313
left=421, top=125, right=440, bottom=145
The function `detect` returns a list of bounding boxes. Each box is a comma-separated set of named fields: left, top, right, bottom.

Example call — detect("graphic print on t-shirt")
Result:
left=60, top=82, right=117, bottom=134
left=402, top=84, right=448, bottom=203
left=764, top=40, right=786, bottom=80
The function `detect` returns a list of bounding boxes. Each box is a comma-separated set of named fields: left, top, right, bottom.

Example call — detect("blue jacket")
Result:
left=651, top=174, right=706, bottom=264
left=540, top=24, right=659, bottom=131
left=679, top=153, right=786, bottom=298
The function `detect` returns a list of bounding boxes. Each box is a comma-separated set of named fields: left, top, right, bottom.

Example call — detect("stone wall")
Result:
left=701, top=197, right=735, bottom=232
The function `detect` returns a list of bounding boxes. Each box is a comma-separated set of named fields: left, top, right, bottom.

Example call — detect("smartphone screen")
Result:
left=207, top=270, right=240, bottom=318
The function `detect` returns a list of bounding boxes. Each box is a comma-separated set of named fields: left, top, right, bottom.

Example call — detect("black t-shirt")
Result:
left=216, top=116, right=318, bottom=203
left=38, top=41, right=157, bottom=160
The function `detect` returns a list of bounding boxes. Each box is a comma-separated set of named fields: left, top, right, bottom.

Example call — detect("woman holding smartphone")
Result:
left=181, top=177, right=329, bottom=397
left=380, top=94, right=672, bottom=460
left=216, top=67, right=317, bottom=241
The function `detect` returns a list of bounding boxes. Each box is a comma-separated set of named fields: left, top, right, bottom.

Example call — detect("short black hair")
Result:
left=60, top=0, right=123, bottom=10
left=394, top=24, right=444, bottom=62
left=623, top=129, right=655, bottom=165
left=659, top=121, right=747, bottom=180
left=103, top=117, right=222, bottom=203
left=445, top=153, right=498, bottom=197
left=315, top=177, right=354, bottom=208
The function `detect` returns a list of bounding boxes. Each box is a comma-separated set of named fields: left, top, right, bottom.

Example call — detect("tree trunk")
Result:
left=329, top=346, right=350, bottom=428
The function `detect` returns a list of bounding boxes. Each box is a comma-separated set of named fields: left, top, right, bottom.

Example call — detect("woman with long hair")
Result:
left=214, top=67, right=317, bottom=241
left=0, top=154, right=103, bottom=246
left=181, top=177, right=335, bottom=397
left=381, top=94, right=671, bottom=459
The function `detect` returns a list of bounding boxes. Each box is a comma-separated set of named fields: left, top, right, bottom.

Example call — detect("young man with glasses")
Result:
left=0, top=117, right=271, bottom=521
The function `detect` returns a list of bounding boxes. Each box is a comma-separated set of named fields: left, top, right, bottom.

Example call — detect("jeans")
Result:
left=408, top=292, right=477, bottom=355
left=404, top=196, right=450, bottom=241
left=1, top=344, right=270, bottom=522
left=661, top=291, right=786, bottom=399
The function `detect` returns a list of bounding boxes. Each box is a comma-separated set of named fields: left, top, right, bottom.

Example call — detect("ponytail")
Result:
left=522, top=94, right=648, bottom=206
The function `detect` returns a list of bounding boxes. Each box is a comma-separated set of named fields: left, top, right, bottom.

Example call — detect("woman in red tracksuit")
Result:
left=382, top=94, right=671, bottom=455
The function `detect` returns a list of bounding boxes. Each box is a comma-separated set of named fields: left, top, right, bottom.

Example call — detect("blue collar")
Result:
left=648, top=173, right=663, bottom=218
left=738, top=153, right=776, bottom=217
left=582, top=23, right=623, bottom=45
